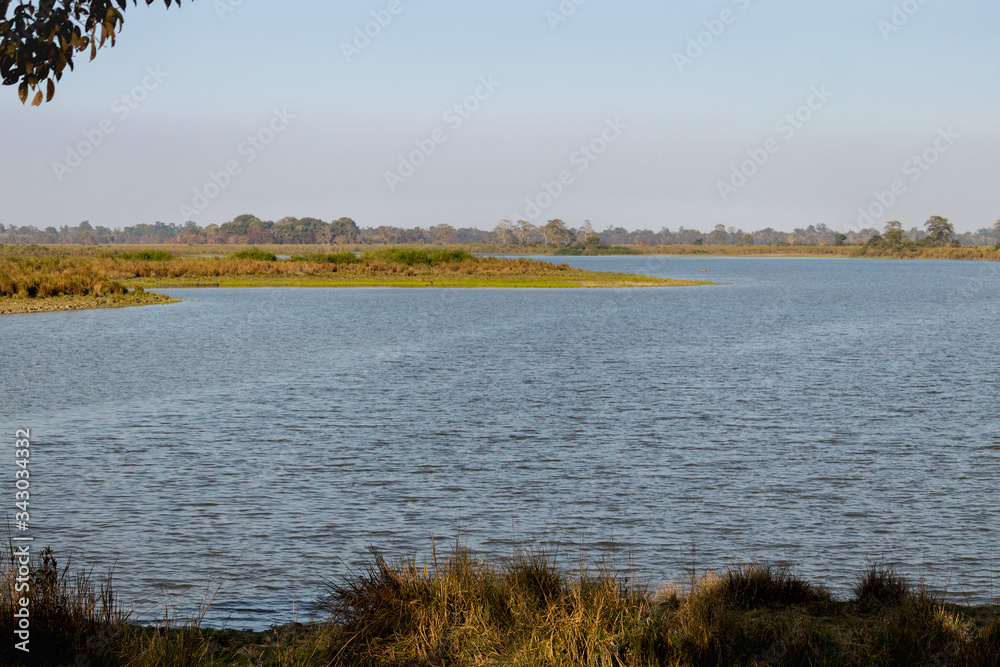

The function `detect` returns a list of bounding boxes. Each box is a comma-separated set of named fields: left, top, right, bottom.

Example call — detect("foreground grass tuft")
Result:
left=692, top=561, right=828, bottom=610
left=852, top=561, right=911, bottom=606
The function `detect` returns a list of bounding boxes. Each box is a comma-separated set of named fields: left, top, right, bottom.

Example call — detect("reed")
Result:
left=1, top=543, right=124, bottom=666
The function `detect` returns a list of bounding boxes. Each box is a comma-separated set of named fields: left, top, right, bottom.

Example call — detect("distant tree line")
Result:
left=1, top=214, right=998, bottom=248
left=866, top=217, right=1000, bottom=250
left=0, top=215, right=492, bottom=246
left=489, top=218, right=1000, bottom=248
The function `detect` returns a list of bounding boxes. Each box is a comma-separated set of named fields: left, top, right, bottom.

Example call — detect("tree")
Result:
left=883, top=220, right=904, bottom=245
left=493, top=219, right=514, bottom=246
left=833, top=233, right=847, bottom=247
left=513, top=219, right=536, bottom=245
left=2, top=1, right=185, bottom=105
left=329, top=217, right=359, bottom=243
left=542, top=219, right=570, bottom=247
left=710, top=224, right=728, bottom=245
left=923, top=215, right=954, bottom=246
left=430, top=224, right=455, bottom=245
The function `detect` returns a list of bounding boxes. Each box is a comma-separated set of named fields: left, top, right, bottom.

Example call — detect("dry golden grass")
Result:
left=0, top=256, right=129, bottom=298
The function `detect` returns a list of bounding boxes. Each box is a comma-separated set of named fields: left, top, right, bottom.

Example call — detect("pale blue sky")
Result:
left=2, top=0, right=998, bottom=233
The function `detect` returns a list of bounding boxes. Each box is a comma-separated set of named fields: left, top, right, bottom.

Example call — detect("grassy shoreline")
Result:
left=0, top=248, right=711, bottom=316
left=3, top=544, right=998, bottom=666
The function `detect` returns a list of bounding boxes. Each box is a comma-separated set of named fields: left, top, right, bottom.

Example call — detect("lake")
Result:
left=3, top=256, right=998, bottom=629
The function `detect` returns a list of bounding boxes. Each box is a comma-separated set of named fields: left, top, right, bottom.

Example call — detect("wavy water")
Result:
left=3, top=256, right=998, bottom=629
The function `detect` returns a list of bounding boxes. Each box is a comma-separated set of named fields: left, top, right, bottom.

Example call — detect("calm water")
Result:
left=3, top=256, right=999, bottom=628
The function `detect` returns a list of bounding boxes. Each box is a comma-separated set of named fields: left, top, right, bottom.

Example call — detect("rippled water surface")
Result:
left=3, top=256, right=999, bottom=628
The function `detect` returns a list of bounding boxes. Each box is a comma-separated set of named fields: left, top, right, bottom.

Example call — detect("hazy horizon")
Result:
left=3, top=1, right=998, bottom=234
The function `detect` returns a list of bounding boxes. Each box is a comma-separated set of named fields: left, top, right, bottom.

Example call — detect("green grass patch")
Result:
left=128, top=272, right=710, bottom=290
left=554, top=245, right=643, bottom=256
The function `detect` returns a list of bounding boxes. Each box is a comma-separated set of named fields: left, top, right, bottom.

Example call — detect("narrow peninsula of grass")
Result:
left=0, top=248, right=711, bottom=314
left=3, top=544, right=998, bottom=666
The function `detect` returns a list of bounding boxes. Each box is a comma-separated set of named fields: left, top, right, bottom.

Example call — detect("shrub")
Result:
left=291, top=251, right=361, bottom=265
left=364, top=248, right=475, bottom=266
left=116, top=250, right=174, bottom=261
left=229, top=248, right=277, bottom=261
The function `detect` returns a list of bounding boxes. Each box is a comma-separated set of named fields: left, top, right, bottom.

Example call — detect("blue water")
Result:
left=2, top=256, right=998, bottom=629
